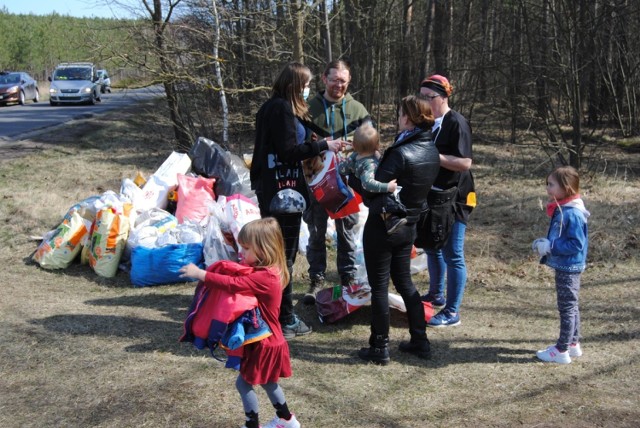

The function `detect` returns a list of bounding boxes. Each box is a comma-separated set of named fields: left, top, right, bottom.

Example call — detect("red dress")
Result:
left=203, top=263, right=292, bottom=385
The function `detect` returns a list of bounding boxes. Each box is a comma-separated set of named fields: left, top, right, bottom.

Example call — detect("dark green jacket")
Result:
left=306, top=91, right=371, bottom=140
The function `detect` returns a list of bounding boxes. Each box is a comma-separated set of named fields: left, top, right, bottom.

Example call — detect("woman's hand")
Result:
left=387, top=179, right=398, bottom=193
left=326, top=138, right=343, bottom=153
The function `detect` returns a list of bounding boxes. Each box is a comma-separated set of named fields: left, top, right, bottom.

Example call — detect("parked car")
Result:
left=48, top=62, right=101, bottom=106
left=96, top=69, right=111, bottom=93
left=0, top=71, right=39, bottom=106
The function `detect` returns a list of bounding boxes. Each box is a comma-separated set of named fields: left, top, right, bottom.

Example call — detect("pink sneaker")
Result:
left=569, top=342, right=583, bottom=357
left=264, top=414, right=300, bottom=428
left=536, top=345, right=571, bottom=364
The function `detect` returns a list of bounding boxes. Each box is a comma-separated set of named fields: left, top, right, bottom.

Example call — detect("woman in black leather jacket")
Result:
left=358, top=95, right=440, bottom=365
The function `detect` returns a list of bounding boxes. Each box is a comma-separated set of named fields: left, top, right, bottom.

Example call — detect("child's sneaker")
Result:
left=282, top=316, right=312, bottom=340
left=427, top=309, right=460, bottom=327
left=264, top=414, right=300, bottom=428
left=569, top=342, right=583, bottom=358
left=536, top=345, right=571, bottom=364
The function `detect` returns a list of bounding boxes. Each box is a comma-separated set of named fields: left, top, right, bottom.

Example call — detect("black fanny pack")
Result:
left=414, top=187, right=458, bottom=250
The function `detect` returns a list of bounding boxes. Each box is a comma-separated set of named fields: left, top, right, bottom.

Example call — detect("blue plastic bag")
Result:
left=130, top=242, right=204, bottom=287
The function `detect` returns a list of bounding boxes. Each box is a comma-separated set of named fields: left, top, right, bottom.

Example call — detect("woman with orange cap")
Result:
left=418, top=74, right=476, bottom=327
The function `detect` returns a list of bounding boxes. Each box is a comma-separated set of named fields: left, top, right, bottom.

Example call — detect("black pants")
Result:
left=258, top=205, right=301, bottom=326
left=363, top=214, right=428, bottom=344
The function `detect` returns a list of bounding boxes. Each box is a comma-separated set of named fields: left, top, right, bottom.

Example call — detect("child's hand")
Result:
left=387, top=179, right=398, bottom=193
left=179, top=263, right=204, bottom=280
left=532, top=238, right=551, bottom=257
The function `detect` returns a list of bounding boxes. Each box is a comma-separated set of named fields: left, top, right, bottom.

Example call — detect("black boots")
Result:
left=359, top=335, right=431, bottom=364
left=303, top=275, right=325, bottom=305
left=358, top=335, right=390, bottom=365
left=398, top=339, right=431, bottom=359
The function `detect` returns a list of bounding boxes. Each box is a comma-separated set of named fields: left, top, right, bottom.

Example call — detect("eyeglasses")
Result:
left=327, top=78, right=349, bottom=86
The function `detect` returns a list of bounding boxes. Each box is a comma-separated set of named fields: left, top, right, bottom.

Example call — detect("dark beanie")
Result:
left=420, top=74, right=452, bottom=97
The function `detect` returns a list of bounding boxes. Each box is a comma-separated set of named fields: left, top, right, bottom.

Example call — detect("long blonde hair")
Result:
left=237, top=217, right=290, bottom=288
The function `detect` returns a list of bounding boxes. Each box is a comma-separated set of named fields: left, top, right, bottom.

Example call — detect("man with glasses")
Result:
left=302, top=59, right=372, bottom=304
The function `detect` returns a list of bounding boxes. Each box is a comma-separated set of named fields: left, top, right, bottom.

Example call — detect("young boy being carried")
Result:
left=339, top=123, right=407, bottom=234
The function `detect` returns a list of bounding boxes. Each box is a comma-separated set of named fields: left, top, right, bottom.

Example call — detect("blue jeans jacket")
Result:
left=542, top=206, right=589, bottom=273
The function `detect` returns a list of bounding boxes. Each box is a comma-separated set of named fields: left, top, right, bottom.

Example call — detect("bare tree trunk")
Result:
left=145, top=0, right=191, bottom=148
left=433, top=0, right=450, bottom=73
left=209, top=0, right=228, bottom=147
left=291, top=0, right=304, bottom=63
left=509, top=3, right=523, bottom=145
left=399, top=0, right=413, bottom=96
left=420, top=0, right=435, bottom=77
left=322, top=0, right=332, bottom=62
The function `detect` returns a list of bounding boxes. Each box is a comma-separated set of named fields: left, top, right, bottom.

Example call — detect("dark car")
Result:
left=0, top=71, right=39, bottom=106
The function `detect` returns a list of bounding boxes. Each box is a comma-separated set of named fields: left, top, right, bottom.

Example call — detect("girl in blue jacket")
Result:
left=532, top=166, right=590, bottom=364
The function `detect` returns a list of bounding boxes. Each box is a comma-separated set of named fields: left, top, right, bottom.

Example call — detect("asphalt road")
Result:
left=0, top=85, right=165, bottom=141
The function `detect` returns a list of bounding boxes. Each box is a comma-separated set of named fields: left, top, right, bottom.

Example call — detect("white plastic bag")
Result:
left=125, top=207, right=178, bottom=259
left=224, top=194, right=261, bottom=242
left=299, top=220, right=310, bottom=256
left=388, top=292, right=407, bottom=312
left=203, top=212, right=237, bottom=266
left=410, top=249, right=428, bottom=274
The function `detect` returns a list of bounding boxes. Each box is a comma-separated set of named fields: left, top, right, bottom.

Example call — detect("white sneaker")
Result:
left=536, top=345, right=571, bottom=364
left=569, top=342, right=583, bottom=357
left=264, top=414, right=300, bottom=428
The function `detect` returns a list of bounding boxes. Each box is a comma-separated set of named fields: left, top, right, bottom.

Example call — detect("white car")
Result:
left=96, top=69, right=111, bottom=94
left=48, top=62, right=101, bottom=106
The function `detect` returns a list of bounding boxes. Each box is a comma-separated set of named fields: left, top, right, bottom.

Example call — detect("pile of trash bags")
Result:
left=32, top=137, right=260, bottom=287
left=32, top=136, right=431, bottom=323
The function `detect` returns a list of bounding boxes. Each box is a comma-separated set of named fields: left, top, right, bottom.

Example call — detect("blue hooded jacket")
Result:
left=541, top=198, right=590, bottom=273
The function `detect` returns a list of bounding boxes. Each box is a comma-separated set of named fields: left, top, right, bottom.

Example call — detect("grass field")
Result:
left=0, top=99, right=638, bottom=427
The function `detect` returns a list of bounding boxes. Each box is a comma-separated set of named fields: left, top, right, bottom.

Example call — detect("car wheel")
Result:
left=19, top=91, right=26, bottom=105
left=88, top=92, right=96, bottom=105
left=33, top=89, right=39, bottom=103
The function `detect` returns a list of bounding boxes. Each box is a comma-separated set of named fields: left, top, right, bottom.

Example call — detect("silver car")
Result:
left=48, top=62, right=101, bottom=106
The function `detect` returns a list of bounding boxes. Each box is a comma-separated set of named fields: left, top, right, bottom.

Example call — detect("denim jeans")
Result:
left=426, top=220, right=467, bottom=314
left=304, top=197, right=358, bottom=282
left=363, top=214, right=427, bottom=343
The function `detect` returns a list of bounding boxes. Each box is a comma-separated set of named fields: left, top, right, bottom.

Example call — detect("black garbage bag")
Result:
left=188, top=137, right=254, bottom=199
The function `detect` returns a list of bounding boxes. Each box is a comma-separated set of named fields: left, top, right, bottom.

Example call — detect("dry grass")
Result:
left=1, top=100, right=639, bottom=428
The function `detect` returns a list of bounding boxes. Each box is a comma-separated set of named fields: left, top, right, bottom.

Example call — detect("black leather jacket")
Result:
left=373, top=127, right=440, bottom=217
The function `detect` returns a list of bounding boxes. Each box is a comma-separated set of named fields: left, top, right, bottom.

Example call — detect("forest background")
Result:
left=1, top=1, right=639, bottom=427
left=1, top=0, right=639, bottom=165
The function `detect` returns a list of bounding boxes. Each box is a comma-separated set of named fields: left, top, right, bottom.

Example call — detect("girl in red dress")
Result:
left=180, top=217, right=300, bottom=428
